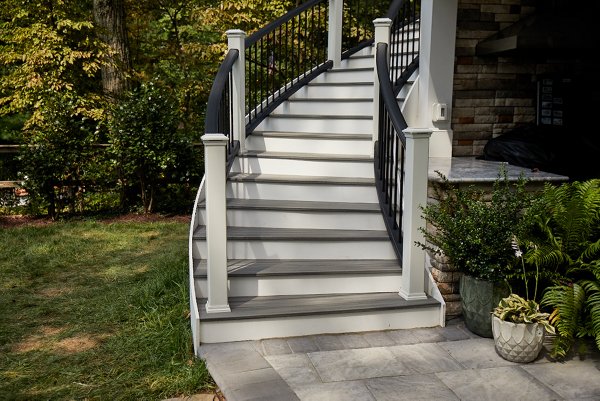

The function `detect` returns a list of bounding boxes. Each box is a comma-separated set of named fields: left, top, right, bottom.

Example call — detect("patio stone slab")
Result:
left=366, top=374, right=460, bottom=401
left=388, top=343, right=464, bottom=374
left=521, top=358, right=600, bottom=400
left=438, top=338, right=519, bottom=369
left=286, top=336, right=320, bottom=354
left=265, top=354, right=322, bottom=389
left=260, top=338, right=293, bottom=356
left=339, top=333, right=371, bottom=349
left=294, top=381, right=376, bottom=401
left=436, top=366, right=562, bottom=401
left=308, top=347, right=414, bottom=382
left=385, top=329, right=421, bottom=345
left=362, top=331, right=397, bottom=347
left=312, top=334, right=347, bottom=351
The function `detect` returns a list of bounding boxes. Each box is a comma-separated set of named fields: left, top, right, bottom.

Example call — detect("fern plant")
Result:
left=529, top=179, right=600, bottom=358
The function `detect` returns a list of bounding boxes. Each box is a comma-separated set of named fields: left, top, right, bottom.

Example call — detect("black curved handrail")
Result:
left=205, top=49, right=240, bottom=165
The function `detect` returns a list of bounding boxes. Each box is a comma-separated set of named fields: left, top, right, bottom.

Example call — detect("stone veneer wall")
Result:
left=452, top=0, right=583, bottom=157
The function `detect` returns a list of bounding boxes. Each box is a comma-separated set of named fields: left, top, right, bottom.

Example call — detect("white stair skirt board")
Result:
left=291, top=83, right=374, bottom=99
left=226, top=176, right=379, bottom=203
left=270, top=98, right=373, bottom=117
left=230, top=155, right=374, bottom=178
left=195, top=273, right=403, bottom=298
left=245, top=133, right=372, bottom=155
left=198, top=304, right=441, bottom=343
left=255, top=115, right=372, bottom=135
left=192, top=238, right=397, bottom=260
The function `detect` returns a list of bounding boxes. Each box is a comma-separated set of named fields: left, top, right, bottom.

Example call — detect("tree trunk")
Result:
left=93, top=0, right=131, bottom=99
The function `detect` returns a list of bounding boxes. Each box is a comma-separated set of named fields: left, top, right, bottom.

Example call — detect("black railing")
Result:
left=205, top=49, right=239, bottom=166
left=341, top=0, right=390, bottom=59
left=245, top=0, right=331, bottom=134
left=388, top=0, right=420, bottom=89
left=375, top=42, right=407, bottom=260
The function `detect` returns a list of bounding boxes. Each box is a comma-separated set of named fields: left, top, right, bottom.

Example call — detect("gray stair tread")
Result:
left=228, top=172, right=375, bottom=185
left=194, top=259, right=401, bottom=277
left=325, top=67, right=373, bottom=72
left=193, top=226, right=389, bottom=241
left=240, top=150, right=372, bottom=161
left=286, top=98, right=372, bottom=103
left=251, top=131, right=372, bottom=140
left=198, top=292, right=439, bottom=321
left=267, top=114, right=372, bottom=120
left=199, top=198, right=380, bottom=212
left=307, top=81, right=373, bottom=86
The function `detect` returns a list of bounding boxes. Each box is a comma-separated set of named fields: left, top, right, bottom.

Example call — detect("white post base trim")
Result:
left=398, top=289, right=428, bottom=301
left=205, top=303, right=232, bottom=314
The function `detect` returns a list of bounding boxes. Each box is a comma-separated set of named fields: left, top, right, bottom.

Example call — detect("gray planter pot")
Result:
left=460, top=274, right=509, bottom=338
left=492, top=315, right=545, bottom=363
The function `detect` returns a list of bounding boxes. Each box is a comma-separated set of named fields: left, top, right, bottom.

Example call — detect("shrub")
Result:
left=417, top=166, right=535, bottom=283
left=108, top=80, right=199, bottom=214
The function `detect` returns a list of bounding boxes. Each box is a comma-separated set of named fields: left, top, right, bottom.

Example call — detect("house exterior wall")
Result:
left=451, top=0, right=581, bottom=157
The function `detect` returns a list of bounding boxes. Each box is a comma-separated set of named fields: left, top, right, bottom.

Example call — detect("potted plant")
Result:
left=417, top=166, right=533, bottom=337
left=492, top=238, right=555, bottom=362
left=492, top=293, right=555, bottom=362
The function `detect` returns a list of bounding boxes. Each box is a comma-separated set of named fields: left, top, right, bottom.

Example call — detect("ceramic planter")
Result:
left=460, top=275, right=509, bottom=338
left=492, top=315, right=545, bottom=363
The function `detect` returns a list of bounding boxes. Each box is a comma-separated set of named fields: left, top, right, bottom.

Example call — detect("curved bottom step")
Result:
left=197, top=293, right=441, bottom=343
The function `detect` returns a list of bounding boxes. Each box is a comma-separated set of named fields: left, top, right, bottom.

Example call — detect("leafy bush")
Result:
left=525, top=179, right=600, bottom=358
left=18, top=95, right=104, bottom=219
left=417, top=166, right=534, bottom=283
left=108, top=80, right=199, bottom=214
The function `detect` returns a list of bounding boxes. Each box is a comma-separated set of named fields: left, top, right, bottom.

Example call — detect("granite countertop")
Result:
left=428, top=157, right=569, bottom=183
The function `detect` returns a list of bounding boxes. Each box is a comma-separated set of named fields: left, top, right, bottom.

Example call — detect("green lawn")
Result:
left=0, top=217, right=214, bottom=400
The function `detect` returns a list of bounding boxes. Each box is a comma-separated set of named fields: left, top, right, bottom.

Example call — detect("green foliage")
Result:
left=533, top=179, right=600, bottom=358
left=108, top=80, right=197, bottom=213
left=0, top=0, right=105, bottom=126
left=493, top=293, right=555, bottom=334
left=18, top=94, right=104, bottom=219
left=417, top=166, right=535, bottom=283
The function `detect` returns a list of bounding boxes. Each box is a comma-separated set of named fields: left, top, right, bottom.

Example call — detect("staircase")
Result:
left=190, top=37, right=443, bottom=345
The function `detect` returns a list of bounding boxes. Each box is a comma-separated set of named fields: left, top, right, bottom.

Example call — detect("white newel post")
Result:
left=227, top=29, right=246, bottom=154
left=328, top=0, right=343, bottom=68
left=202, top=134, right=231, bottom=313
left=399, top=128, right=432, bottom=301
left=372, top=18, right=392, bottom=153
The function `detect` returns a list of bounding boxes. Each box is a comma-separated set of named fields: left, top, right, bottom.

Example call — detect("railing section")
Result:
left=204, top=48, right=240, bottom=165
left=374, top=0, right=431, bottom=301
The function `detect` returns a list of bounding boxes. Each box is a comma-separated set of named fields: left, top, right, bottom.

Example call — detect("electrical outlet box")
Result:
left=433, top=103, right=448, bottom=122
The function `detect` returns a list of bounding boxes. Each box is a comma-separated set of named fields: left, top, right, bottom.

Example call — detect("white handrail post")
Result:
left=372, top=18, right=392, bottom=156
left=328, top=0, right=343, bottom=68
left=202, top=133, right=231, bottom=313
left=399, top=127, right=432, bottom=301
left=227, top=29, right=246, bottom=154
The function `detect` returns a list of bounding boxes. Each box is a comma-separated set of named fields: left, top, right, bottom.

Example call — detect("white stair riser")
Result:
left=312, top=69, right=374, bottom=83
left=292, top=84, right=373, bottom=99
left=198, top=208, right=385, bottom=230
left=199, top=306, right=441, bottom=343
left=256, top=116, right=371, bottom=134
left=192, top=239, right=397, bottom=260
left=231, top=157, right=374, bottom=178
left=195, top=273, right=402, bottom=298
left=271, top=99, right=373, bottom=116
left=340, top=57, right=373, bottom=69
left=397, top=82, right=413, bottom=100
left=245, top=135, right=372, bottom=156
left=227, top=181, right=379, bottom=203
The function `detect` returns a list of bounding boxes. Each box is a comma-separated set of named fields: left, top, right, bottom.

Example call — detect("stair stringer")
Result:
left=189, top=175, right=206, bottom=356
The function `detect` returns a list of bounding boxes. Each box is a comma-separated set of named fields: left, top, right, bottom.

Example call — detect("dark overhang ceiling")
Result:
left=475, top=10, right=599, bottom=56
